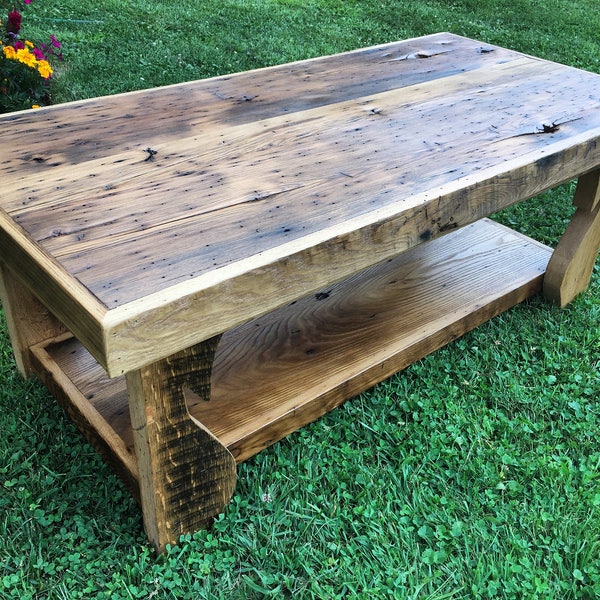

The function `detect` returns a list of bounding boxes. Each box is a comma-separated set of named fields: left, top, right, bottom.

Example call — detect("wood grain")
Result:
left=544, top=169, right=600, bottom=306
left=126, top=338, right=236, bottom=551
left=2, top=33, right=600, bottom=373
left=0, top=210, right=108, bottom=367
left=203, top=219, right=552, bottom=459
left=0, top=262, right=67, bottom=376
left=29, top=332, right=139, bottom=498
left=0, top=33, right=515, bottom=173
left=5, top=57, right=598, bottom=295
left=31, top=219, right=552, bottom=469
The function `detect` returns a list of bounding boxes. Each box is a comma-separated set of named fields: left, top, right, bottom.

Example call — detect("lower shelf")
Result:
left=30, top=218, right=552, bottom=493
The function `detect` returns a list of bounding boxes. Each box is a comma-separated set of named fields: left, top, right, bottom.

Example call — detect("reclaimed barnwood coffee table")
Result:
left=1, top=33, right=600, bottom=551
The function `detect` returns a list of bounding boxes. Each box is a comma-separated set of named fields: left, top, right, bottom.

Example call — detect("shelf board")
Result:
left=29, top=218, right=552, bottom=487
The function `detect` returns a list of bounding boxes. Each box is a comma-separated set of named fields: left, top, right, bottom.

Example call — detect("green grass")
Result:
left=2, top=0, right=600, bottom=598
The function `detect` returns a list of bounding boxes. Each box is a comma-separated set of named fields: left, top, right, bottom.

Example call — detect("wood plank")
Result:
left=544, top=168, right=600, bottom=305
left=31, top=333, right=136, bottom=456
left=31, top=220, right=552, bottom=469
left=0, top=209, right=109, bottom=368
left=7, top=59, right=598, bottom=276
left=125, top=339, right=236, bottom=552
left=99, top=125, right=600, bottom=375
left=2, top=34, right=600, bottom=374
left=204, top=219, right=552, bottom=459
left=29, top=332, right=139, bottom=497
left=0, top=33, right=516, bottom=173
left=5, top=59, right=600, bottom=253
left=0, top=262, right=67, bottom=376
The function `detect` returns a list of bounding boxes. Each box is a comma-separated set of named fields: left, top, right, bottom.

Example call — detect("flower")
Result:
left=6, top=9, right=21, bottom=35
left=1, top=1, right=61, bottom=112
left=3, top=44, right=16, bottom=59
left=36, top=59, right=52, bottom=78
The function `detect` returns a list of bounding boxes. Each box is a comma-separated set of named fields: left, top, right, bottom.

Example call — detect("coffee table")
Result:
left=1, top=33, right=600, bottom=551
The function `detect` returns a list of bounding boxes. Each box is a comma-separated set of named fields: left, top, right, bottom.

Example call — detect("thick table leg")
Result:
left=125, top=335, right=236, bottom=552
left=544, top=169, right=600, bottom=307
left=0, top=262, right=67, bottom=377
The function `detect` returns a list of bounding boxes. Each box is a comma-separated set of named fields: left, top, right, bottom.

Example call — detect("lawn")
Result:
left=1, top=0, right=600, bottom=598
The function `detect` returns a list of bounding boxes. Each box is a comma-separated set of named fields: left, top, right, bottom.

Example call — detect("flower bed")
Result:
left=1, top=0, right=62, bottom=112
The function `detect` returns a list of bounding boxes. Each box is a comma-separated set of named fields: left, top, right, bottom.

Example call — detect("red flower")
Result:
left=7, top=9, right=22, bottom=35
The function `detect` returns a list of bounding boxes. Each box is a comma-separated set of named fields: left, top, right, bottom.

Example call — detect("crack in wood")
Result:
left=387, top=49, right=453, bottom=62
left=493, top=117, right=584, bottom=139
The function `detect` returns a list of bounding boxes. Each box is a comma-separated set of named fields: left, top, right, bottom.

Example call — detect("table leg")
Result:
left=544, top=168, right=600, bottom=307
left=125, top=335, right=236, bottom=552
left=0, top=262, right=67, bottom=377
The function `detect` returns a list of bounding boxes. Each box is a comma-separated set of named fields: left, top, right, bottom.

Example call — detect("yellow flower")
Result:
left=37, top=60, right=53, bottom=79
left=3, top=45, right=17, bottom=60
left=31, top=104, right=41, bottom=109
left=25, top=40, right=34, bottom=48
left=16, top=47, right=37, bottom=68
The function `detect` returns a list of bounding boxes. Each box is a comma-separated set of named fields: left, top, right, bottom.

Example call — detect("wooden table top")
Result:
left=2, top=32, right=600, bottom=375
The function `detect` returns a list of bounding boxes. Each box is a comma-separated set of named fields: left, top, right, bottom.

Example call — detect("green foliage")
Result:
left=1, top=0, right=600, bottom=598
left=1, top=1, right=61, bottom=112
left=0, top=53, right=46, bottom=112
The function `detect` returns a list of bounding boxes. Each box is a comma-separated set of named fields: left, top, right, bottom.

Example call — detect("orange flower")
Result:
left=3, top=45, right=17, bottom=60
